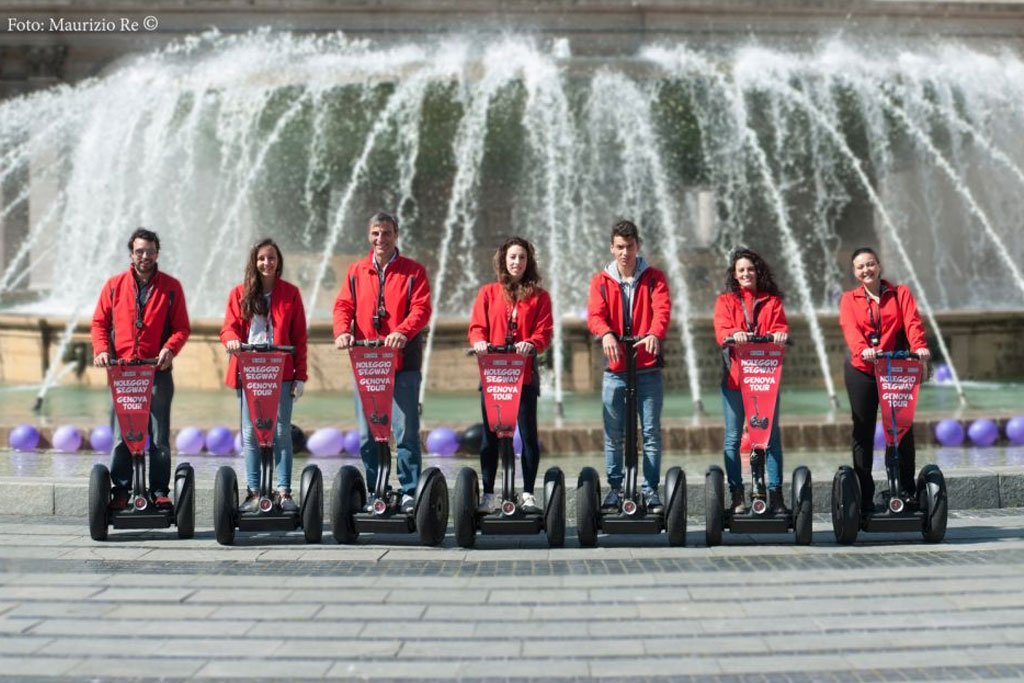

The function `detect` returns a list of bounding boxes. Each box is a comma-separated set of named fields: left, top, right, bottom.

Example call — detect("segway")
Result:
left=89, top=358, right=194, bottom=541
left=832, top=351, right=947, bottom=544
left=213, top=344, right=323, bottom=545
left=576, top=335, right=687, bottom=547
left=705, top=336, right=812, bottom=546
left=452, top=344, right=566, bottom=548
left=331, top=339, right=448, bottom=546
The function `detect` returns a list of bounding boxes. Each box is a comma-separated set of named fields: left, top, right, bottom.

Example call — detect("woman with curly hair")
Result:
left=712, top=248, right=789, bottom=515
left=467, top=236, right=553, bottom=513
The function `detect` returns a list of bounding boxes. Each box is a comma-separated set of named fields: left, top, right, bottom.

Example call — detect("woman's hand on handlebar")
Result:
left=225, top=339, right=241, bottom=354
left=733, top=331, right=749, bottom=344
left=472, top=341, right=489, bottom=354
left=515, top=341, right=535, bottom=356
left=335, top=333, right=354, bottom=350
left=634, top=334, right=660, bottom=356
left=772, top=331, right=788, bottom=346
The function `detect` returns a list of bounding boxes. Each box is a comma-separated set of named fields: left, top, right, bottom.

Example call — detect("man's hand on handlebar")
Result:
left=914, top=348, right=931, bottom=362
left=861, top=347, right=878, bottom=362
left=472, top=341, right=489, bottom=355
left=633, top=334, right=660, bottom=356
left=335, top=333, right=354, bottom=350
left=772, top=331, right=788, bottom=346
left=733, top=331, right=749, bottom=344
left=384, top=331, right=407, bottom=349
left=601, top=333, right=621, bottom=365
left=515, top=341, right=534, bottom=356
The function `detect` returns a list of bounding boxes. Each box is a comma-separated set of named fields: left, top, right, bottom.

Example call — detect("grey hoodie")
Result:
left=604, top=256, right=650, bottom=333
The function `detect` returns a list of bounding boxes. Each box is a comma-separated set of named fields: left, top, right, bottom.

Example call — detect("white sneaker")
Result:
left=519, top=492, right=540, bottom=513
left=478, top=492, right=497, bottom=513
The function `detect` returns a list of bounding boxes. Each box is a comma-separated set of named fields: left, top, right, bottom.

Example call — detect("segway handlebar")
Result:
left=351, top=339, right=385, bottom=348
left=592, top=333, right=652, bottom=345
left=722, top=335, right=793, bottom=346
left=115, top=358, right=159, bottom=366
left=465, top=345, right=537, bottom=356
left=875, top=350, right=921, bottom=360
left=239, top=343, right=295, bottom=354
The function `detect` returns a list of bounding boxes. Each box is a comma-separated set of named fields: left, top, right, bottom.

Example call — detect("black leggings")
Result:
left=479, top=383, right=540, bottom=495
left=844, top=359, right=916, bottom=504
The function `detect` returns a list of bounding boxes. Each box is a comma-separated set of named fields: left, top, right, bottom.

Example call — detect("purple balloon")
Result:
left=934, top=419, right=965, bottom=447
left=933, top=363, right=953, bottom=384
left=52, top=425, right=82, bottom=453
left=1005, top=416, right=1024, bottom=446
left=307, top=427, right=344, bottom=456
left=343, top=430, right=361, bottom=456
left=9, top=424, right=40, bottom=451
left=968, top=419, right=999, bottom=447
left=426, top=427, right=459, bottom=456
left=234, top=431, right=244, bottom=454
left=175, top=426, right=205, bottom=455
left=873, top=422, right=887, bottom=450
left=90, top=425, right=114, bottom=452
left=205, top=425, right=234, bottom=456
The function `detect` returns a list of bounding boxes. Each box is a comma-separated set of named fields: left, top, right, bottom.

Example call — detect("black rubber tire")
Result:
left=792, top=466, right=812, bottom=546
left=918, top=465, right=948, bottom=543
left=576, top=467, right=600, bottom=548
left=453, top=467, right=478, bottom=548
left=88, top=464, right=110, bottom=542
left=543, top=467, right=566, bottom=548
left=705, top=466, right=724, bottom=547
left=831, top=466, right=860, bottom=545
left=665, top=466, right=687, bottom=547
left=302, top=467, right=323, bottom=544
left=331, top=465, right=364, bottom=545
left=213, top=466, right=238, bottom=546
left=174, top=464, right=195, bottom=540
left=416, top=471, right=449, bottom=547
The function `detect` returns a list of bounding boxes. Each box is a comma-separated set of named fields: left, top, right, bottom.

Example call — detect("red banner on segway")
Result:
left=238, top=352, right=287, bottom=449
left=107, top=364, right=155, bottom=456
left=350, top=345, right=398, bottom=443
left=734, top=343, right=785, bottom=451
left=477, top=353, right=528, bottom=439
left=875, top=358, right=922, bottom=447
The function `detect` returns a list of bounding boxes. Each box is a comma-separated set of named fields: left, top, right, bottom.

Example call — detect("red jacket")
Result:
left=468, top=282, right=553, bottom=385
left=713, top=289, right=789, bottom=390
left=587, top=263, right=671, bottom=373
left=839, top=279, right=928, bottom=375
left=220, top=279, right=309, bottom=389
left=91, top=268, right=190, bottom=362
left=332, top=250, right=432, bottom=373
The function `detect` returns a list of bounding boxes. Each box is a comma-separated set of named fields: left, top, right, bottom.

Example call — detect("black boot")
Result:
left=768, top=487, right=790, bottom=516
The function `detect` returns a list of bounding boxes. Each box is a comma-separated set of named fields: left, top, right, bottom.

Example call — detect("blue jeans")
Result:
left=721, top=385, right=783, bottom=491
left=110, top=369, right=173, bottom=495
left=602, top=369, right=662, bottom=493
left=356, top=370, right=421, bottom=496
left=240, top=381, right=294, bottom=491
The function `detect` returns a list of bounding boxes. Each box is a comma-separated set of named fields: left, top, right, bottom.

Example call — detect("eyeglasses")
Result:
left=133, top=248, right=157, bottom=257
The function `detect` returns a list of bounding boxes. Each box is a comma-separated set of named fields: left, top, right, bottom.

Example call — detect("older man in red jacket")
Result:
left=587, top=220, right=671, bottom=514
left=334, top=212, right=432, bottom=513
left=91, top=228, right=191, bottom=510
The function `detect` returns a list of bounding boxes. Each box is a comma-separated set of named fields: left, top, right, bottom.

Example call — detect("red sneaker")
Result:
left=109, top=489, right=129, bottom=510
left=153, top=494, right=173, bottom=509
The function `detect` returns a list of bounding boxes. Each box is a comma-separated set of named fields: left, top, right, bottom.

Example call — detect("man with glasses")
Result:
left=333, top=212, right=432, bottom=513
left=91, top=228, right=191, bottom=510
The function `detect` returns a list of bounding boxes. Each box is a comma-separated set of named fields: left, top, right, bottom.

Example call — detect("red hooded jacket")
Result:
left=839, top=280, right=928, bottom=375
left=713, top=289, right=789, bottom=390
left=332, top=250, right=432, bottom=373
left=220, top=279, right=309, bottom=389
left=468, top=282, right=553, bottom=385
left=587, top=264, right=671, bottom=373
left=91, top=268, right=190, bottom=362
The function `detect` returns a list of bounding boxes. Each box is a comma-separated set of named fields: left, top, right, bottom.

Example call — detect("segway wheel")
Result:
left=88, top=464, right=110, bottom=542
left=543, top=467, right=566, bottom=548
left=300, top=465, right=323, bottom=544
left=791, top=466, right=812, bottom=546
left=918, top=465, right=948, bottom=543
left=453, top=467, right=479, bottom=548
left=213, top=466, right=238, bottom=546
left=665, top=466, right=687, bottom=547
left=331, top=465, right=364, bottom=545
left=174, top=463, right=195, bottom=540
left=831, top=466, right=860, bottom=545
left=576, top=467, right=600, bottom=548
left=416, top=469, right=449, bottom=547
left=705, top=466, right=724, bottom=547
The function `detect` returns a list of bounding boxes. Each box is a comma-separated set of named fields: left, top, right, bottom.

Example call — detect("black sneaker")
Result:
left=643, top=489, right=664, bottom=514
left=601, top=488, right=622, bottom=511
left=279, top=489, right=298, bottom=513
left=240, top=489, right=259, bottom=513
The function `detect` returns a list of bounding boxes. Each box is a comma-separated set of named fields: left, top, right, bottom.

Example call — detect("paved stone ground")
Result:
left=0, top=512, right=1023, bottom=681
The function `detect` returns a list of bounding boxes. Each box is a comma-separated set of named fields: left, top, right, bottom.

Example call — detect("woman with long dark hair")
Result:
left=712, top=248, right=789, bottom=515
left=220, top=238, right=308, bottom=512
left=839, top=247, right=930, bottom=511
left=468, top=236, right=553, bottom=513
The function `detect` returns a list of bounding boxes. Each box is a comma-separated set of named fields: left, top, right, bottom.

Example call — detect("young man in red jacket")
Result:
left=333, top=212, right=432, bottom=513
left=91, top=228, right=191, bottom=510
left=587, top=220, right=671, bottom=513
